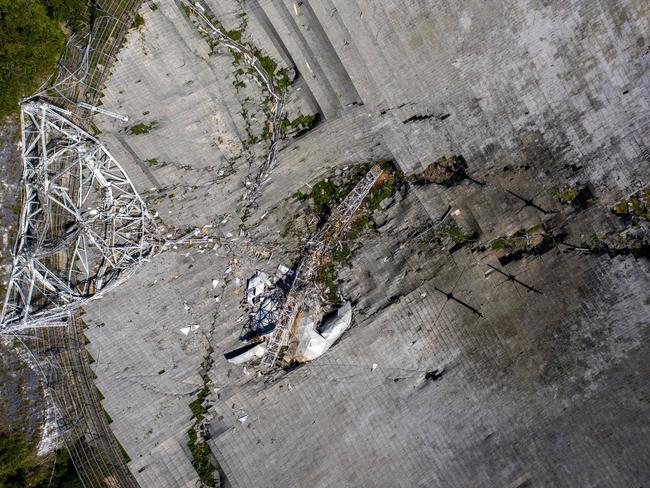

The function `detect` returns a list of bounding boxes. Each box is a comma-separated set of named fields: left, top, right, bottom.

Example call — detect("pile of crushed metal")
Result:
left=224, top=268, right=352, bottom=366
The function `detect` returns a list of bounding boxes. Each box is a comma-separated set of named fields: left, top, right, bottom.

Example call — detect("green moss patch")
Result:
left=280, top=113, right=319, bottom=136
left=316, top=263, right=339, bottom=303
left=437, top=219, right=471, bottom=245
left=132, top=13, right=145, bottom=29
left=187, top=429, right=215, bottom=487
left=226, top=29, right=242, bottom=42
left=490, top=225, right=556, bottom=264
left=129, top=121, right=157, bottom=135
left=612, top=188, right=650, bottom=221
left=553, top=186, right=578, bottom=204
left=186, top=339, right=219, bottom=486
left=490, top=238, right=506, bottom=251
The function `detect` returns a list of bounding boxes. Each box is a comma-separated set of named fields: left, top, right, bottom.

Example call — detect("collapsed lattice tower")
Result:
left=0, top=102, right=160, bottom=333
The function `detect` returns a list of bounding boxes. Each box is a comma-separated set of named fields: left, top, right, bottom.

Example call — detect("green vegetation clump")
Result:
left=145, top=158, right=159, bottom=165
left=332, top=243, right=351, bottom=262
left=226, top=29, right=242, bottom=42
left=437, top=219, right=471, bottom=245
left=316, top=263, right=339, bottom=303
left=292, top=190, right=309, bottom=201
left=116, top=440, right=131, bottom=464
left=490, top=238, right=506, bottom=251
left=348, top=213, right=371, bottom=241
left=280, top=113, right=318, bottom=136
left=186, top=344, right=218, bottom=486
left=276, top=68, right=292, bottom=89
left=189, top=385, right=210, bottom=422
left=0, top=433, right=82, bottom=487
left=368, top=177, right=395, bottom=210
left=0, top=0, right=66, bottom=116
left=132, top=13, right=145, bottom=29
left=180, top=3, right=192, bottom=17
left=187, top=429, right=215, bottom=487
left=490, top=225, right=556, bottom=264
left=129, top=121, right=157, bottom=135
left=255, top=49, right=277, bottom=77
left=612, top=188, right=650, bottom=221
left=311, top=179, right=345, bottom=220
left=553, top=186, right=579, bottom=204
left=42, top=0, right=89, bottom=23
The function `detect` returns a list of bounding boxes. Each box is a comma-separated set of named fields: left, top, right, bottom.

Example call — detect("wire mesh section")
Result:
left=23, top=314, right=139, bottom=487
left=44, top=0, right=143, bottom=113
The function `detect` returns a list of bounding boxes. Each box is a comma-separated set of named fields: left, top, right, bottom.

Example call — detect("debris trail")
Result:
left=180, top=0, right=287, bottom=218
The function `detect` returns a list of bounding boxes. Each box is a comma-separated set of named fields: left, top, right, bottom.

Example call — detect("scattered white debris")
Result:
left=226, top=232, right=233, bottom=238
left=379, top=196, right=395, bottom=209
left=246, top=271, right=271, bottom=304
left=451, top=208, right=461, bottom=216
left=214, top=296, right=221, bottom=303
left=184, top=302, right=190, bottom=312
left=238, top=415, right=248, bottom=424
left=275, top=264, right=291, bottom=282
left=212, top=279, right=220, bottom=288
left=371, top=363, right=378, bottom=372
left=420, top=292, right=427, bottom=298
left=226, top=344, right=266, bottom=364
left=180, top=327, right=190, bottom=335
left=33, top=380, right=60, bottom=455
left=243, top=366, right=250, bottom=376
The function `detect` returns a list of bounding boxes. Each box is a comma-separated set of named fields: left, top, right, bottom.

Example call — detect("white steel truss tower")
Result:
left=0, top=101, right=161, bottom=334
